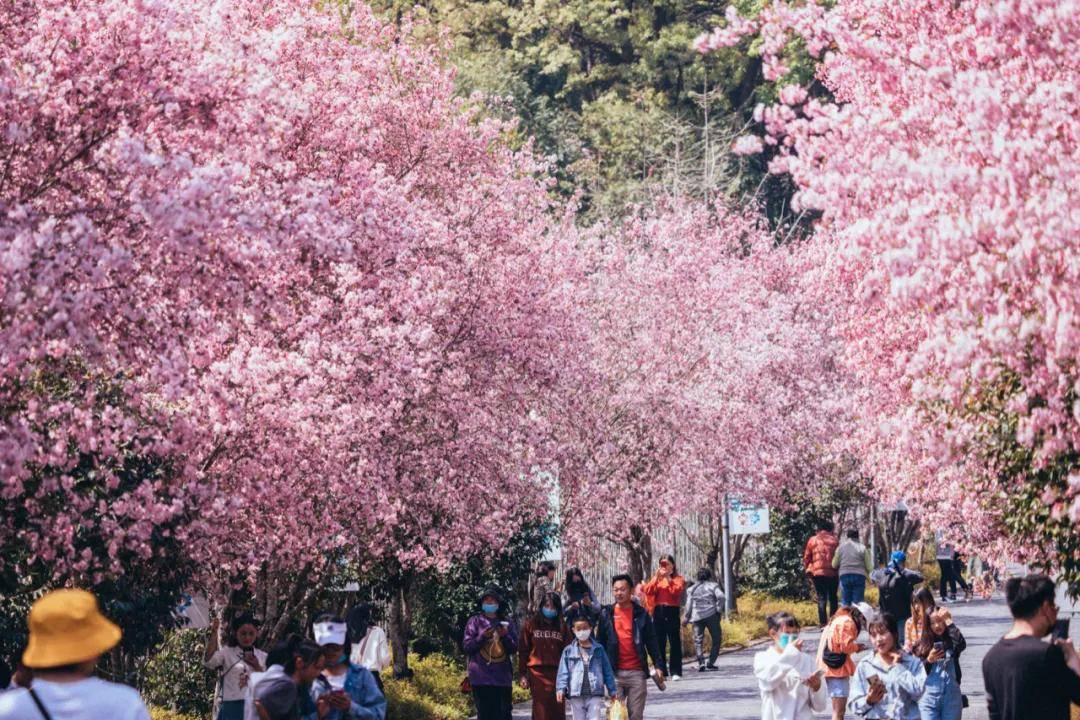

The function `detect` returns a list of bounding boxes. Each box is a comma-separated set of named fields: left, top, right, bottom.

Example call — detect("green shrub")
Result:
left=149, top=708, right=200, bottom=720
left=139, top=628, right=214, bottom=718
left=383, top=651, right=530, bottom=720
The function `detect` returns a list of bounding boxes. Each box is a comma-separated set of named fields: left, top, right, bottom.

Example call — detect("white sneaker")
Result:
left=671, top=674, right=681, bottom=681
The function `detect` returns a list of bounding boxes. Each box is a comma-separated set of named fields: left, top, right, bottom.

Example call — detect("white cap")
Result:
left=852, top=602, right=878, bottom=626
left=313, top=621, right=347, bottom=646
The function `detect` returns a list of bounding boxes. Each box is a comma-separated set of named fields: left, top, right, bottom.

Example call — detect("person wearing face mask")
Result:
left=982, top=573, right=1080, bottom=720
left=518, top=592, right=572, bottom=720
left=463, top=587, right=518, bottom=720
left=206, top=614, right=268, bottom=720
left=556, top=616, right=617, bottom=720
left=309, top=614, right=386, bottom=720
left=753, top=611, right=826, bottom=720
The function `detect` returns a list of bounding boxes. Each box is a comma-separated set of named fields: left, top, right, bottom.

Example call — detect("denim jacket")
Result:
left=311, top=663, right=387, bottom=720
left=849, top=652, right=926, bottom=719
left=555, top=641, right=617, bottom=698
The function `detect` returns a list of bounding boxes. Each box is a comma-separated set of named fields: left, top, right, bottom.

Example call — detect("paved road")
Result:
left=513, top=597, right=1010, bottom=719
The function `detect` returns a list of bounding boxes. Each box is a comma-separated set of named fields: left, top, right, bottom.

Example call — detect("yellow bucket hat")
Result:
left=22, top=589, right=122, bottom=669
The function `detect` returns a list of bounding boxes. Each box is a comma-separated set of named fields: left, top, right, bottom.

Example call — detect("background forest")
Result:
left=354, top=0, right=807, bottom=224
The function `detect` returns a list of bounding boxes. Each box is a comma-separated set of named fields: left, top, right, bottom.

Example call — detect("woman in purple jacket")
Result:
left=463, top=586, right=519, bottom=720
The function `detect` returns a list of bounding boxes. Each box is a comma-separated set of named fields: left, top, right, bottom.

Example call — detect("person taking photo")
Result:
left=982, top=574, right=1080, bottom=720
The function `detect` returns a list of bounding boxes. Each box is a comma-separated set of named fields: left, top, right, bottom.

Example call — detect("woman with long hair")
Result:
left=205, top=613, right=267, bottom=720
left=816, top=602, right=873, bottom=720
left=849, top=613, right=928, bottom=719
left=563, top=567, right=599, bottom=626
left=907, top=592, right=966, bottom=720
left=904, top=588, right=936, bottom=653
left=641, top=554, right=686, bottom=680
left=519, top=591, right=573, bottom=720
left=346, top=604, right=390, bottom=691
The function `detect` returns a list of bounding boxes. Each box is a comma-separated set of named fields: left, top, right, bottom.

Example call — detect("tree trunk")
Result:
left=624, top=525, right=653, bottom=586
left=388, top=573, right=414, bottom=679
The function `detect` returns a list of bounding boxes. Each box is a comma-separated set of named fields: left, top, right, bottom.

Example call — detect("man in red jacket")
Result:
left=803, top=519, right=840, bottom=626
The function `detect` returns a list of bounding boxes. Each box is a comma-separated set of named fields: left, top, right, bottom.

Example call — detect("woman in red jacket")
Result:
left=642, top=554, right=686, bottom=680
left=519, top=591, right=572, bottom=720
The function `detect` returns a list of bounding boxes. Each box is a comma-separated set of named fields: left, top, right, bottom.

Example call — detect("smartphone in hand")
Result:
left=1052, top=618, right=1070, bottom=641
left=933, top=641, right=945, bottom=653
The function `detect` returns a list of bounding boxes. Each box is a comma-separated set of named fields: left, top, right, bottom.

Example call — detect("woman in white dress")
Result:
left=754, top=611, right=828, bottom=720
left=347, top=603, right=391, bottom=690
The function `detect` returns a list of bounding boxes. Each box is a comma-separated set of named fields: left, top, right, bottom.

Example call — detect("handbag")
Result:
left=459, top=676, right=473, bottom=694
left=479, top=627, right=508, bottom=664
left=820, top=625, right=848, bottom=669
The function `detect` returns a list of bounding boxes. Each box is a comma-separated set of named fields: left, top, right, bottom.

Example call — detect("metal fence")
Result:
left=551, top=515, right=717, bottom=604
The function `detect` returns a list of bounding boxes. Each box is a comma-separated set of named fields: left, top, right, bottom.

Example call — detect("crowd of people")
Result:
left=1, top=547, right=1078, bottom=720
left=0, top=591, right=390, bottom=720
left=467, top=559, right=724, bottom=720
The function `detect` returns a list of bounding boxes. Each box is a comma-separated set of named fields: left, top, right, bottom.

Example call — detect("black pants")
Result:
left=652, top=604, right=682, bottom=676
left=473, top=685, right=512, bottom=720
left=811, top=575, right=839, bottom=626
left=938, top=559, right=958, bottom=598
left=953, top=558, right=971, bottom=592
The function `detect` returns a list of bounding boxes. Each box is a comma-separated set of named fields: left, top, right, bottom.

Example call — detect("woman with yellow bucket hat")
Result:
left=0, top=588, right=151, bottom=719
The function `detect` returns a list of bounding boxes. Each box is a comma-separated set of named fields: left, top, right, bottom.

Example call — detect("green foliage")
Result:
left=139, top=629, right=215, bottom=719
left=382, top=652, right=529, bottom=720
left=0, top=364, right=199, bottom=686
left=355, top=0, right=793, bottom=221
left=939, top=370, right=1080, bottom=596
left=410, top=522, right=558, bottom=654
left=149, top=708, right=200, bottom=720
left=1001, top=449, right=1079, bottom=595
left=745, top=480, right=869, bottom=600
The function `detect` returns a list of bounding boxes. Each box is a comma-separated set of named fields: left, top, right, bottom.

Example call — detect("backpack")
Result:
left=876, top=567, right=911, bottom=614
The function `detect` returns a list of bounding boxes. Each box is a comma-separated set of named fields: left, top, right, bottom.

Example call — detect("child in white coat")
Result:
left=754, top=611, right=828, bottom=720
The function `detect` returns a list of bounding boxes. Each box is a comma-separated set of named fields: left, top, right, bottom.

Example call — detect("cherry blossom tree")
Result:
left=1, top=0, right=581, bottom=652
left=700, top=0, right=1080, bottom=586
left=558, top=197, right=852, bottom=583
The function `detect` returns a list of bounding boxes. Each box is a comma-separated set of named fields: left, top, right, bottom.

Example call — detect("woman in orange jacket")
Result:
left=641, top=554, right=686, bottom=680
left=817, top=602, right=873, bottom=720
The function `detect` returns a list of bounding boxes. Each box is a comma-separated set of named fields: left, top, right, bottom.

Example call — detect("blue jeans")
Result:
left=839, top=574, right=866, bottom=606
left=919, top=659, right=963, bottom=720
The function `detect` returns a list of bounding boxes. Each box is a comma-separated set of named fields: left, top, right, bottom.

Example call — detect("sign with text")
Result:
left=728, top=500, right=770, bottom=535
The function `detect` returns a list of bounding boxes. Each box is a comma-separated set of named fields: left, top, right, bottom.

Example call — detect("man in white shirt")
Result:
left=0, top=589, right=151, bottom=720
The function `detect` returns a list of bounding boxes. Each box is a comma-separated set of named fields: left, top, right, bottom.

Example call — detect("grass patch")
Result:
left=383, top=653, right=529, bottom=720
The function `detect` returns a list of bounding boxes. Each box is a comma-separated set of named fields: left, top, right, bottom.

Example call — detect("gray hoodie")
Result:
left=683, top=580, right=725, bottom=623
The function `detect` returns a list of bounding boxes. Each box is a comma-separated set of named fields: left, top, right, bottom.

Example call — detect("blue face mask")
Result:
left=778, top=633, right=797, bottom=649
left=482, top=603, right=499, bottom=614
left=330, top=653, right=347, bottom=666
left=541, top=607, right=558, bottom=619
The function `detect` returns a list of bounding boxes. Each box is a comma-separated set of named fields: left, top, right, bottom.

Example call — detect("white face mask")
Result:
left=575, top=629, right=592, bottom=642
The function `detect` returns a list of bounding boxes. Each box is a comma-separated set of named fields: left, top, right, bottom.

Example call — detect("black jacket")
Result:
left=871, top=565, right=924, bottom=619
left=596, top=602, right=664, bottom=676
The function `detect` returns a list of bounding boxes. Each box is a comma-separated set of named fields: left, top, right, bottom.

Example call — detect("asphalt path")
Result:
left=512, top=596, right=1011, bottom=719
